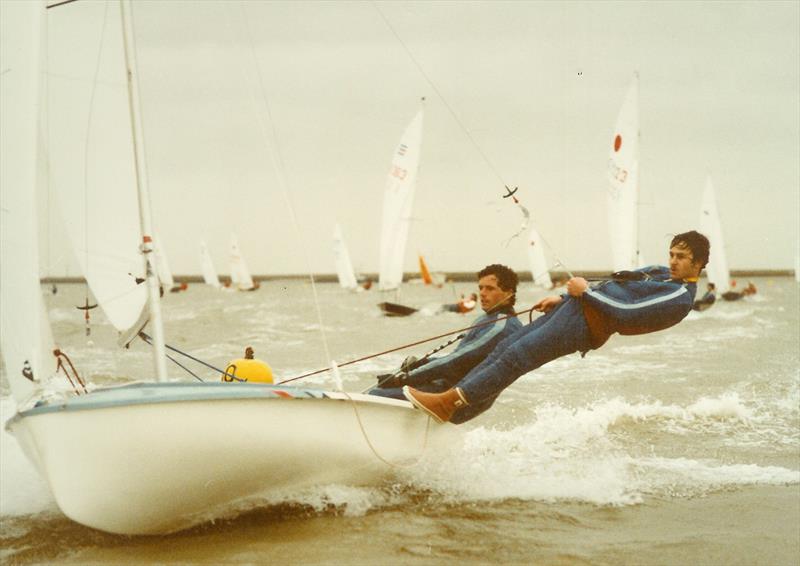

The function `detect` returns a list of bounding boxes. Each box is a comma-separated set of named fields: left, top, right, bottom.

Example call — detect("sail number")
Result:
left=608, top=159, right=628, bottom=184
left=391, top=166, right=408, bottom=180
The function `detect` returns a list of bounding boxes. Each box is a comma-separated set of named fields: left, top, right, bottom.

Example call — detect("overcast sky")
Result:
left=25, top=1, right=800, bottom=276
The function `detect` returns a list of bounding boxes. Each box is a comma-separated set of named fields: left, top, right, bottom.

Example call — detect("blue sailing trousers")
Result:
left=454, top=297, right=592, bottom=422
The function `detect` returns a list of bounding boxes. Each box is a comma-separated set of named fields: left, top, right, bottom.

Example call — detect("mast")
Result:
left=119, top=0, right=168, bottom=381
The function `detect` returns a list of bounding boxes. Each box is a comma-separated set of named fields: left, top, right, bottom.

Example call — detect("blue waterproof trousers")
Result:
left=452, top=297, right=592, bottom=423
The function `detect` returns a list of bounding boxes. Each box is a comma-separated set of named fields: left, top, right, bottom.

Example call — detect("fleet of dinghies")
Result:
left=0, top=0, right=449, bottom=536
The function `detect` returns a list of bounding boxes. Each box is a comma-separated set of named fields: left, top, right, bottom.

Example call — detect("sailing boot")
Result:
left=402, top=386, right=469, bottom=424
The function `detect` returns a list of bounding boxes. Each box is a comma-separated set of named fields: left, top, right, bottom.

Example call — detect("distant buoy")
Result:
left=222, top=346, right=273, bottom=383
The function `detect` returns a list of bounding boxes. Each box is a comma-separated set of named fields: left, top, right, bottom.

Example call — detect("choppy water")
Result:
left=2, top=278, right=799, bottom=565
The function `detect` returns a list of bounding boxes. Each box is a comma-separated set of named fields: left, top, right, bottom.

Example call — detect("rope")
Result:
left=234, top=4, right=334, bottom=372
left=53, top=349, right=87, bottom=394
left=138, top=333, right=205, bottom=382
left=138, top=332, right=240, bottom=382
left=344, top=391, right=434, bottom=469
left=278, top=306, right=533, bottom=385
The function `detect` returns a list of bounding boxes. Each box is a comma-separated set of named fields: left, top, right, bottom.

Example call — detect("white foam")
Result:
left=398, top=393, right=795, bottom=506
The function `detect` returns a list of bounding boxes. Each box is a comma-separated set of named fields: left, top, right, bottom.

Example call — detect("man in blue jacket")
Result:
left=403, top=230, right=710, bottom=424
left=369, top=264, right=523, bottom=423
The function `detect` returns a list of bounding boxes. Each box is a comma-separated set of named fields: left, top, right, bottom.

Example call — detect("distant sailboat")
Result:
left=229, top=232, right=258, bottom=291
left=154, top=235, right=186, bottom=292
left=418, top=254, right=445, bottom=287
left=377, top=103, right=424, bottom=316
left=699, top=176, right=732, bottom=295
left=527, top=225, right=553, bottom=289
left=607, top=73, right=642, bottom=272
left=199, top=240, right=221, bottom=288
left=333, top=223, right=358, bottom=291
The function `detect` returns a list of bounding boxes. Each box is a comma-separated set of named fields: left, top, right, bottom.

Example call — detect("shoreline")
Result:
left=40, top=270, right=798, bottom=285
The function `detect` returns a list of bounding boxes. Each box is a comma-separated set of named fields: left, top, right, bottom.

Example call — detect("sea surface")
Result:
left=1, top=277, right=799, bottom=565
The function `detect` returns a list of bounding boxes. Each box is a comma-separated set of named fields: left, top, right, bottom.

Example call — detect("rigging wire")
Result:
left=278, top=305, right=534, bottom=385
left=372, top=2, right=574, bottom=277
left=231, top=2, right=334, bottom=371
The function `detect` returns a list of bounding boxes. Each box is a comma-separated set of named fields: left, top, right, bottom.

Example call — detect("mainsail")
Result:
left=607, top=73, right=641, bottom=272
left=333, top=224, right=358, bottom=290
left=229, top=232, right=256, bottom=291
left=199, top=240, right=221, bottom=288
left=154, top=235, right=176, bottom=290
left=527, top=226, right=553, bottom=289
left=699, top=176, right=731, bottom=294
left=378, top=107, right=424, bottom=291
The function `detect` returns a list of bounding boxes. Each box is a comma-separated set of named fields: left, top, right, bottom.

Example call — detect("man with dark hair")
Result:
left=404, top=231, right=710, bottom=424
left=369, top=264, right=522, bottom=422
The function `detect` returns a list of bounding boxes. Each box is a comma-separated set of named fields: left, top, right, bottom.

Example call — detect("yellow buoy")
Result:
left=222, top=347, right=273, bottom=383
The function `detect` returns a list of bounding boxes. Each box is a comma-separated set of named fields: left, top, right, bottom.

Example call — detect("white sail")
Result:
left=333, top=224, right=358, bottom=290
left=699, top=176, right=731, bottom=294
left=199, top=240, right=221, bottom=288
left=607, top=73, right=641, bottom=272
left=229, top=232, right=256, bottom=291
left=0, top=0, right=57, bottom=405
left=378, top=107, right=424, bottom=291
left=154, top=235, right=176, bottom=290
left=527, top=226, right=553, bottom=289
left=44, top=1, right=147, bottom=333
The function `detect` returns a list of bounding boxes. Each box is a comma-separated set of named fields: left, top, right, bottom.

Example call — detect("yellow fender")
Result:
left=222, top=347, right=273, bottom=383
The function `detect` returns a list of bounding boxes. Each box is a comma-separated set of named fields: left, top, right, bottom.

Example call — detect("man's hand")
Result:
left=566, top=277, right=588, bottom=297
left=533, top=295, right=563, bottom=313
left=376, top=372, right=404, bottom=389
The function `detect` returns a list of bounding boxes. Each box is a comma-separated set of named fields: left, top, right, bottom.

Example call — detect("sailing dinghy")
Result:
left=199, top=240, right=221, bottom=288
left=698, top=176, right=737, bottom=299
left=1, top=0, right=449, bottom=535
left=333, top=223, right=359, bottom=291
left=377, top=104, right=424, bottom=316
left=228, top=232, right=259, bottom=291
left=527, top=225, right=553, bottom=289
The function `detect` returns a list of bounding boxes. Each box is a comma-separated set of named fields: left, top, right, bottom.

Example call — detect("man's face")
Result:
left=478, top=274, right=511, bottom=312
left=669, top=244, right=701, bottom=280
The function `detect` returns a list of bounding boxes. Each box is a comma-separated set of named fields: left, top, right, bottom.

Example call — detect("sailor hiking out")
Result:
left=403, top=231, right=709, bottom=424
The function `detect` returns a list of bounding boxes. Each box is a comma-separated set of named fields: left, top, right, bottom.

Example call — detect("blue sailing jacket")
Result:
left=405, top=305, right=523, bottom=387
left=580, top=266, right=697, bottom=348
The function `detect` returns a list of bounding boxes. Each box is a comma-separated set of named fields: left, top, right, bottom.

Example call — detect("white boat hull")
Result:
left=6, top=383, right=451, bottom=535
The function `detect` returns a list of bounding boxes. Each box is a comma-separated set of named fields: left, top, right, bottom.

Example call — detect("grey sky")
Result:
left=29, top=1, right=800, bottom=276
